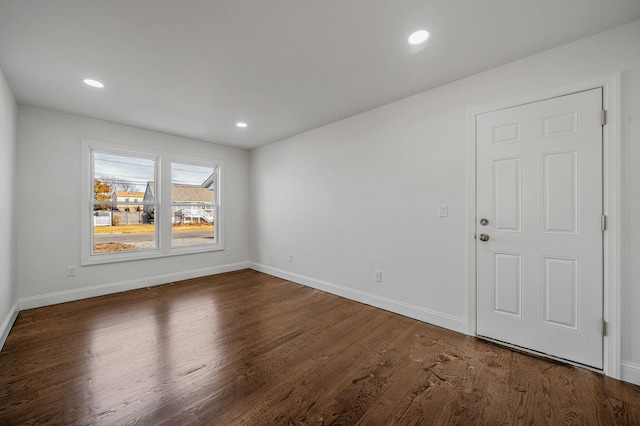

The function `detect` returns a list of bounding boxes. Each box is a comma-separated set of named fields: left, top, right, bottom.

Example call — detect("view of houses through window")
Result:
left=93, top=152, right=157, bottom=253
left=170, top=162, right=216, bottom=247
left=91, top=148, right=218, bottom=257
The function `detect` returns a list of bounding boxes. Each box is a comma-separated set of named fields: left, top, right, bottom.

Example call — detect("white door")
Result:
left=476, top=88, right=603, bottom=369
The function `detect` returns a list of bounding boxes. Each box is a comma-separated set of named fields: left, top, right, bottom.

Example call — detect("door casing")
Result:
left=466, top=73, right=622, bottom=378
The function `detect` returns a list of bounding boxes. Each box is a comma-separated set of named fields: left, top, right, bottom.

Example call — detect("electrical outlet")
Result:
left=374, top=270, right=382, bottom=282
left=287, top=254, right=293, bottom=263
left=439, top=205, right=448, bottom=217
left=226, top=248, right=231, bottom=256
left=66, top=266, right=76, bottom=277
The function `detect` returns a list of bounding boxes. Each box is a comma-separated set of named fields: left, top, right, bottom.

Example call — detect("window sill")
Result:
left=81, top=245, right=224, bottom=266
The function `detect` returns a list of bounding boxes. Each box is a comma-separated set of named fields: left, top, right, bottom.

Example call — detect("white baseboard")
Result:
left=19, top=262, right=251, bottom=310
left=0, top=300, right=19, bottom=350
left=621, top=361, right=640, bottom=386
left=250, top=262, right=468, bottom=334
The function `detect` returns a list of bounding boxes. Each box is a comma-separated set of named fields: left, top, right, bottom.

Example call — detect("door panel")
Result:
left=493, top=157, right=521, bottom=231
left=476, top=88, right=603, bottom=369
left=543, top=151, right=578, bottom=234
left=542, top=256, right=578, bottom=329
left=493, top=252, right=522, bottom=317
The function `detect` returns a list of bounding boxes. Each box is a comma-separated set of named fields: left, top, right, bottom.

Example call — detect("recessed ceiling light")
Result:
left=236, top=122, right=248, bottom=128
left=83, top=78, right=104, bottom=88
left=408, top=30, right=430, bottom=45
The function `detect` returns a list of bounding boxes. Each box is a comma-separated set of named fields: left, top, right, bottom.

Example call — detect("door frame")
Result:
left=466, top=73, right=621, bottom=378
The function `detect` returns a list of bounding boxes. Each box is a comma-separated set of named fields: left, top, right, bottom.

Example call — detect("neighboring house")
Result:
left=143, top=182, right=214, bottom=224
left=112, top=191, right=145, bottom=212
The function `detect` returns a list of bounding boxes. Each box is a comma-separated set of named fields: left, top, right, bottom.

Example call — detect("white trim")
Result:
left=466, top=73, right=622, bottom=378
left=250, top=262, right=468, bottom=334
left=81, top=139, right=224, bottom=265
left=0, top=300, right=19, bottom=350
left=620, top=361, right=640, bottom=386
left=19, top=262, right=249, bottom=310
left=0, top=300, right=20, bottom=349
left=601, top=74, right=622, bottom=380
left=466, top=107, right=478, bottom=337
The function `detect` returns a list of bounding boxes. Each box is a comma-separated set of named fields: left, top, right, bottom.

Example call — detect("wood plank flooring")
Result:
left=1, top=269, right=639, bottom=425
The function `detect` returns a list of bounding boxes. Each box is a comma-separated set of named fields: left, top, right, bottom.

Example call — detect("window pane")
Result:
left=93, top=152, right=155, bottom=201
left=171, top=163, right=216, bottom=248
left=92, top=151, right=157, bottom=253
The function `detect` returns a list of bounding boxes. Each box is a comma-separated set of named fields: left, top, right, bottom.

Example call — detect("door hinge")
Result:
left=602, top=320, right=608, bottom=337
left=601, top=110, right=607, bottom=126
left=601, top=215, right=607, bottom=231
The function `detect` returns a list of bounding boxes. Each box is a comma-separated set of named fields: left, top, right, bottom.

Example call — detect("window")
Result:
left=91, top=151, right=157, bottom=255
left=82, top=140, right=222, bottom=264
left=171, top=162, right=217, bottom=249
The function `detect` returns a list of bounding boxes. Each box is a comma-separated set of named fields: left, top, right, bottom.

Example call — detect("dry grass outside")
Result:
left=94, top=242, right=138, bottom=252
left=94, top=224, right=154, bottom=234
left=94, top=223, right=213, bottom=234
left=173, top=221, right=213, bottom=228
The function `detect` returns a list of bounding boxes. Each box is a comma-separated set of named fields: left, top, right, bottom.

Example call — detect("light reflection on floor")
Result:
left=85, top=289, right=219, bottom=422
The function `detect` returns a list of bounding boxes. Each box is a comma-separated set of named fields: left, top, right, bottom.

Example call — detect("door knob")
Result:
left=479, top=233, right=490, bottom=242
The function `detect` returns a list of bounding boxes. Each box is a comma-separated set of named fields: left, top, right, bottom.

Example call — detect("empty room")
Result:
left=1, top=1, right=640, bottom=424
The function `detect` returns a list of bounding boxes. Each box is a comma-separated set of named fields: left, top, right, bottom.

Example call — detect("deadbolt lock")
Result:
left=480, top=218, right=489, bottom=226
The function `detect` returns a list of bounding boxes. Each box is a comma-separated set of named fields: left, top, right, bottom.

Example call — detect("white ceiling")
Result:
left=1, top=1, right=639, bottom=149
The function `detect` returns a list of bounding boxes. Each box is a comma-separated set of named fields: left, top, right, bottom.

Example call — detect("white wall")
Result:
left=250, top=20, right=640, bottom=382
left=0, top=65, right=18, bottom=347
left=16, top=106, right=250, bottom=307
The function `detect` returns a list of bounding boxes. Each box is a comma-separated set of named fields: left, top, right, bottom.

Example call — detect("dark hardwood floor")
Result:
left=1, top=269, right=638, bottom=425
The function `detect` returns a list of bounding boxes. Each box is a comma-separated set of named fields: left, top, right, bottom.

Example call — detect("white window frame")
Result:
left=167, top=156, right=221, bottom=256
left=81, top=139, right=223, bottom=265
